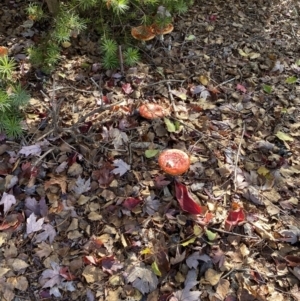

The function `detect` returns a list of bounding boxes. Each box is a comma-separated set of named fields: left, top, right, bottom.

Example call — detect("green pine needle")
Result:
left=0, top=56, right=16, bottom=80
left=1, top=114, right=23, bottom=139
left=124, top=47, right=140, bottom=66
left=9, top=84, right=30, bottom=107
left=101, top=39, right=118, bottom=55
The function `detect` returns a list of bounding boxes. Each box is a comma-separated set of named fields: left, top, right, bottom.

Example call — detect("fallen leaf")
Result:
left=35, top=241, right=53, bottom=258
left=236, top=83, right=247, bottom=93
left=175, top=181, right=203, bottom=215
left=10, top=258, right=29, bottom=271
left=263, top=84, right=272, bottom=94
left=199, top=75, right=209, bottom=85
left=26, top=213, right=44, bottom=234
left=186, top=252, right=211, bottom=269
left=19, top=144, right=42, bottom=156
left=122, top=83, right=133, bottom=94
left=164, top=118, right=176, bottom=132
left=172, top=269, right=201, bottom=301
left=112, top=159, right=130, bottom=176
left=145, top=149, right=159, bottom=158
left=224, top=208, right=246, bottom=231
left=276, top=131, right=294, bottom=142
left=35, top=224, right=57, bottom=244
left=285, top=76, right=297, bottom=84
left=0, top=192, right=16, bottom=214
left=126, top=266, right=158, bottom=294
left=122, top=197, right=141, bottom=210
left=205, top=268, right=222, bottom=286
left=72, top=176, right=91, bottom=195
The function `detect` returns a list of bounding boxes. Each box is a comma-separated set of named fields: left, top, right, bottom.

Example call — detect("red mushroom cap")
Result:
left=158, top=149, right=190, bottom=176
left=131, top=25, right=155, bottom=41
left=139, top=103, right=166, bottom=119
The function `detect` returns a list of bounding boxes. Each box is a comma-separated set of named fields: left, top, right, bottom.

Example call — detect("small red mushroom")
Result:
left=158, top=149, right=190, bottom=176
left=131, top=25, right=155, bottom=42
left=139, top=103, right=166, bottom=119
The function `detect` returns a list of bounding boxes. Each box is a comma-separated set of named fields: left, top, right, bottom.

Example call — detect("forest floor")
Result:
left=1, top=0, right=300, bottom=300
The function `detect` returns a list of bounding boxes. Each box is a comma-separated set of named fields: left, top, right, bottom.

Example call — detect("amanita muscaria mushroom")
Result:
left=152, top=23, right=174, bottom=41
left=158, top=149, right=190, bottom=176
left=152, top=23, right=174, bottom=35
left=139, top=103, right=167, bottom=119
left=131, top=25, right=155, bottom=42
left=0, top=46, right=8, bottom=57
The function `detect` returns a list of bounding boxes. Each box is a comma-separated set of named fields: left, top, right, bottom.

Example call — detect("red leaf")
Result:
left=209, top=15, right=217, bottom=21
left=79, top=121, right=92, bottom=134
left=122, top=83, right=133, bottom=95
left=224, top=209, right=245, bottom=231
left=122, top=197, right=141, bottom=210
left=174, top=181, right=202, bottom=215
left=83, top=255, right=99, bottom=265
left=236, top=83, right=247, bottom=93
left=59, top=266, right=76, bottom=280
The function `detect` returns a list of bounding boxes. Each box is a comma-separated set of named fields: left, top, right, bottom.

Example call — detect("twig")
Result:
left=47, top=86, right=95, bottom=94
left=166, top=82, right=180, bottom=118
left=144, top=79, right=185, bottom=87
left=234, top=123, right=245, bottom=191
left=118, top=45, right=124, bottom=75
left=32, top=147, right=56, bottom=167
left=216, top=77, right=236, bottom=87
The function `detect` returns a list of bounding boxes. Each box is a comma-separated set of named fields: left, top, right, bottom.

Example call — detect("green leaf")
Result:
left=185, top=35, right=196, bottom=41
left=180, top=236, right=196, bottom=246
left=262, top=84, right=272, bottom=94
left=296, top=59, right=300, bottom=66
left=145, top=149, right=159, bottom=158
left=151, top=261, right=161, bottom=276
left=193, top=225, right=203, bottom=237
left=205, top=229, right=217, bottom=241
left=164, top=118, right=176, bottom=132
left=275, top=131, right=294, bottom=142
left=257, top=166, right=270, bottom=176
left=285, top=76, right=297, bottom=84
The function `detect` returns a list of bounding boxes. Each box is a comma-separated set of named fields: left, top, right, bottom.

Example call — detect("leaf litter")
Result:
left=0, top=0, right=300, bottom=300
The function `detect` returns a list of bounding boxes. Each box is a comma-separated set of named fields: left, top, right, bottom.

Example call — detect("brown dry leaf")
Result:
left=35, top=241, right=53, bottom=258
left=205, top=268, right=222, bottom=286
left=88, top=211, right=102, bottom=221
left=252, top=221, right=275, bottom=240
left=215, top=279, right=230, bottom=300
left=4, top=241, right=18, bottom=258
left=82, top=265, right=105, bottom=283
left=0, top=233, right=8, bottom=247
left=0, top=278, right=14, bottom=301
left=7, top=276, right=28, bottom=291
left=239, top=244, right=250, bottom=258
left=170, top=247, right=186, bottom=265
left=67, top=162, right=83, bottom=176
left=262, top=189, right=281, bottom=203
left=106, top=287, right=122, bottom=301
left=44, top=175, right=67, bottom=194
left=66, top=218, right=78, bottom=232
left=0, top=267, right=10, bottom=277
left=9, top=258, right=29, bottom=271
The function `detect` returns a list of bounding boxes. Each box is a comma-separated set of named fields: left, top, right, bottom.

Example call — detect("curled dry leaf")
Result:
left=175, top=181, right=203, bottom=215
left=224, top=208, right=246, bottom=231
